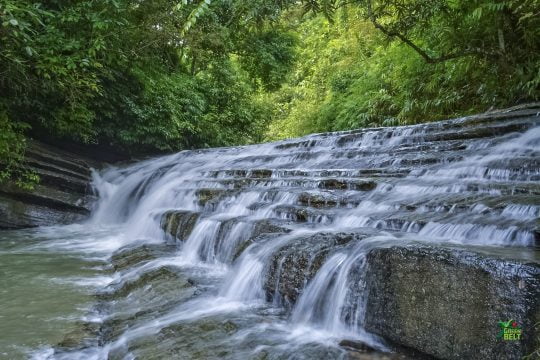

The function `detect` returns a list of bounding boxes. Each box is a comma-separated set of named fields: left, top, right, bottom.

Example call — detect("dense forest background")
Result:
left=1, top=0, right=539, bottom=184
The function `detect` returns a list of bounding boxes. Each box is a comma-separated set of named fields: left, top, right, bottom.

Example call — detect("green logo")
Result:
left=498, top=320, right=522, bottom=341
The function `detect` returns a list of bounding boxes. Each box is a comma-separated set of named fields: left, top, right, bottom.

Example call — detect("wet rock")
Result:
left=345, top=352, right=413, bottom=360
left=339, top=339, right=376, bottom=352
left=231, top=219, right=292, bottom=261
left=196, top=188, right=226, bottom=206
left=249, top=169, right=273, bottom=178
left=219, top=178, right=251, bottom=190
left=273, top=205, right=331, bottom=223
left=100, top=266, right=196, bottom=343
left=103, top=266, right=189, bottom=300
left=425, top=121, right=536, bottom=143
left=161, top=210, right=200, bottom=242
left=298, top=192, right=339, bottom=208
left=264, top=230, right=377, bottom=307
left=205, top=169, right=247, bottom=178
left=275, top=139, right=316, bottom=150
left=110, top=244, right=175, bottom=271
left=56, top=321, right=101, bottom=349
left=363, top=245, right=540, bottom=360
left=109, top=317, right=240, bottom=359
left=0, top=194, right=88, bottom=229
left=0, top=140, right=98, bottom=230
left=0, top=183, right=90, bottom=214
left=318, top=179, right=377, bottom=191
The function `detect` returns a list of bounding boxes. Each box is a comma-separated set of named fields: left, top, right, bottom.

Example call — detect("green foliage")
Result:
left=0, top=108, right=38, bottom=189
left=0, top=0, right=285, bottom=183
left=0, top=0, right=539, bottom=185
left=239, top=29, right=297, bottom=91
left=265, top=1, right=540, bottom=138
left=96, top=62, right=267, bottom=153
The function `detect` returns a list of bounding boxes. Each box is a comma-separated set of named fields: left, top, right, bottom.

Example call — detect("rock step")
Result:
left=110, top=244, right=177, bottom=272
left=187, top=178, right=379, bottom=193
left=160, top=211, right=293, bottom=260
left=189, top=158, right=540, bottom=187
left=26, top=165, right=90, bottom=195
left=0, top=183, right=91, bottom=214
left=25, top=157, right=90, bottom=182
left=274, top=201, right=538, bottom=227
left=203, top=168, right=411, bottom=179
left=265, top=205, right=538, bottom=245
left=198, top=188, right=538, bottom=218
left=275, top=111, right=538, bottom=150
left=26, top=142, right=95, bottom=176
left=0, top=194, right=88, bottom=229
left=0, top=140, right=99, bottom=229
left=408, top=120, right=536, bottom=144
left=183, top=187, right=540, bottom=234
left=296, top=191, right=540, bottom=216
left=102, top=266, right=190, bottom=301
left=185, top=179, right=540, bottom=216
left=161, top=210, right=201, bottom=242
left=236, top=148, right=466, bottom=168
left=264, top=230, right=380, bottom=307
left=452, top=106, right=540, bottom=127
left=165, top=196, right=539, bottom=231
left=178, top=177, right=540, bottom=208
left=382, top=179, right=540, bottom=197
left=288, top=140, right=471, bottom=160
left=99, top=248, right=196, bottom=344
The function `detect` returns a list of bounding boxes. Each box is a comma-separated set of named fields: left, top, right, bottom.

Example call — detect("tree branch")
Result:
left=365, top=0, right=490, bottom=64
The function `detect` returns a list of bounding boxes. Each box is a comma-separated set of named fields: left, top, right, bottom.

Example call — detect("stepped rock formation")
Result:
left=8, top=105, right=539, bottom=359
left=0, top=141, right=98, bottom=229
left=80, top=105, right=540, bottom=359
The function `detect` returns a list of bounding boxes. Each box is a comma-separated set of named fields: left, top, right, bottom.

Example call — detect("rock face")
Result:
left=0, top=141, right=99, bottom=229
left=363, top=245, right=540, bottom=360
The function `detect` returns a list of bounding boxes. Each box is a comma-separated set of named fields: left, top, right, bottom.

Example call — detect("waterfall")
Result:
left=33, top=109, right=538, bottom=358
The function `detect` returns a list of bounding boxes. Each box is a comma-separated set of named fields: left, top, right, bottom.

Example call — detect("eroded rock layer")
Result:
left=0, top=141, right=99, bottom=229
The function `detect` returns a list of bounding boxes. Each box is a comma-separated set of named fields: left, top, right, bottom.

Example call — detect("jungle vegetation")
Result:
left=1, top=0, right=539, bottom=183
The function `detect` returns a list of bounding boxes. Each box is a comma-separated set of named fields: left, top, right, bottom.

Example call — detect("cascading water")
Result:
left=2, top=108, right=539, bottom=359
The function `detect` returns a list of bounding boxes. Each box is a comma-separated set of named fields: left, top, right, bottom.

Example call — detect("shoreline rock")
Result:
left=0, top=141, right=101, bottom=229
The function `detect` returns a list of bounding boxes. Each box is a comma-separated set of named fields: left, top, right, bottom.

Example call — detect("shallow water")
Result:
left=0, top=226, right=116, bottom=359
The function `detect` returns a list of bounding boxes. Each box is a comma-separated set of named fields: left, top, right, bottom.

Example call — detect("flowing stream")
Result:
left=0, top=111, right=539, bottom=359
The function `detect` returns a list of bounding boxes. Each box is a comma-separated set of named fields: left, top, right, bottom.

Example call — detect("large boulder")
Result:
left=363, top=244, right=540, bottom=360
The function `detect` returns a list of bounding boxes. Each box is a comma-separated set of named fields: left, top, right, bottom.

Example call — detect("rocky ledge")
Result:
left=0, top=141, right=100, bottom=229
